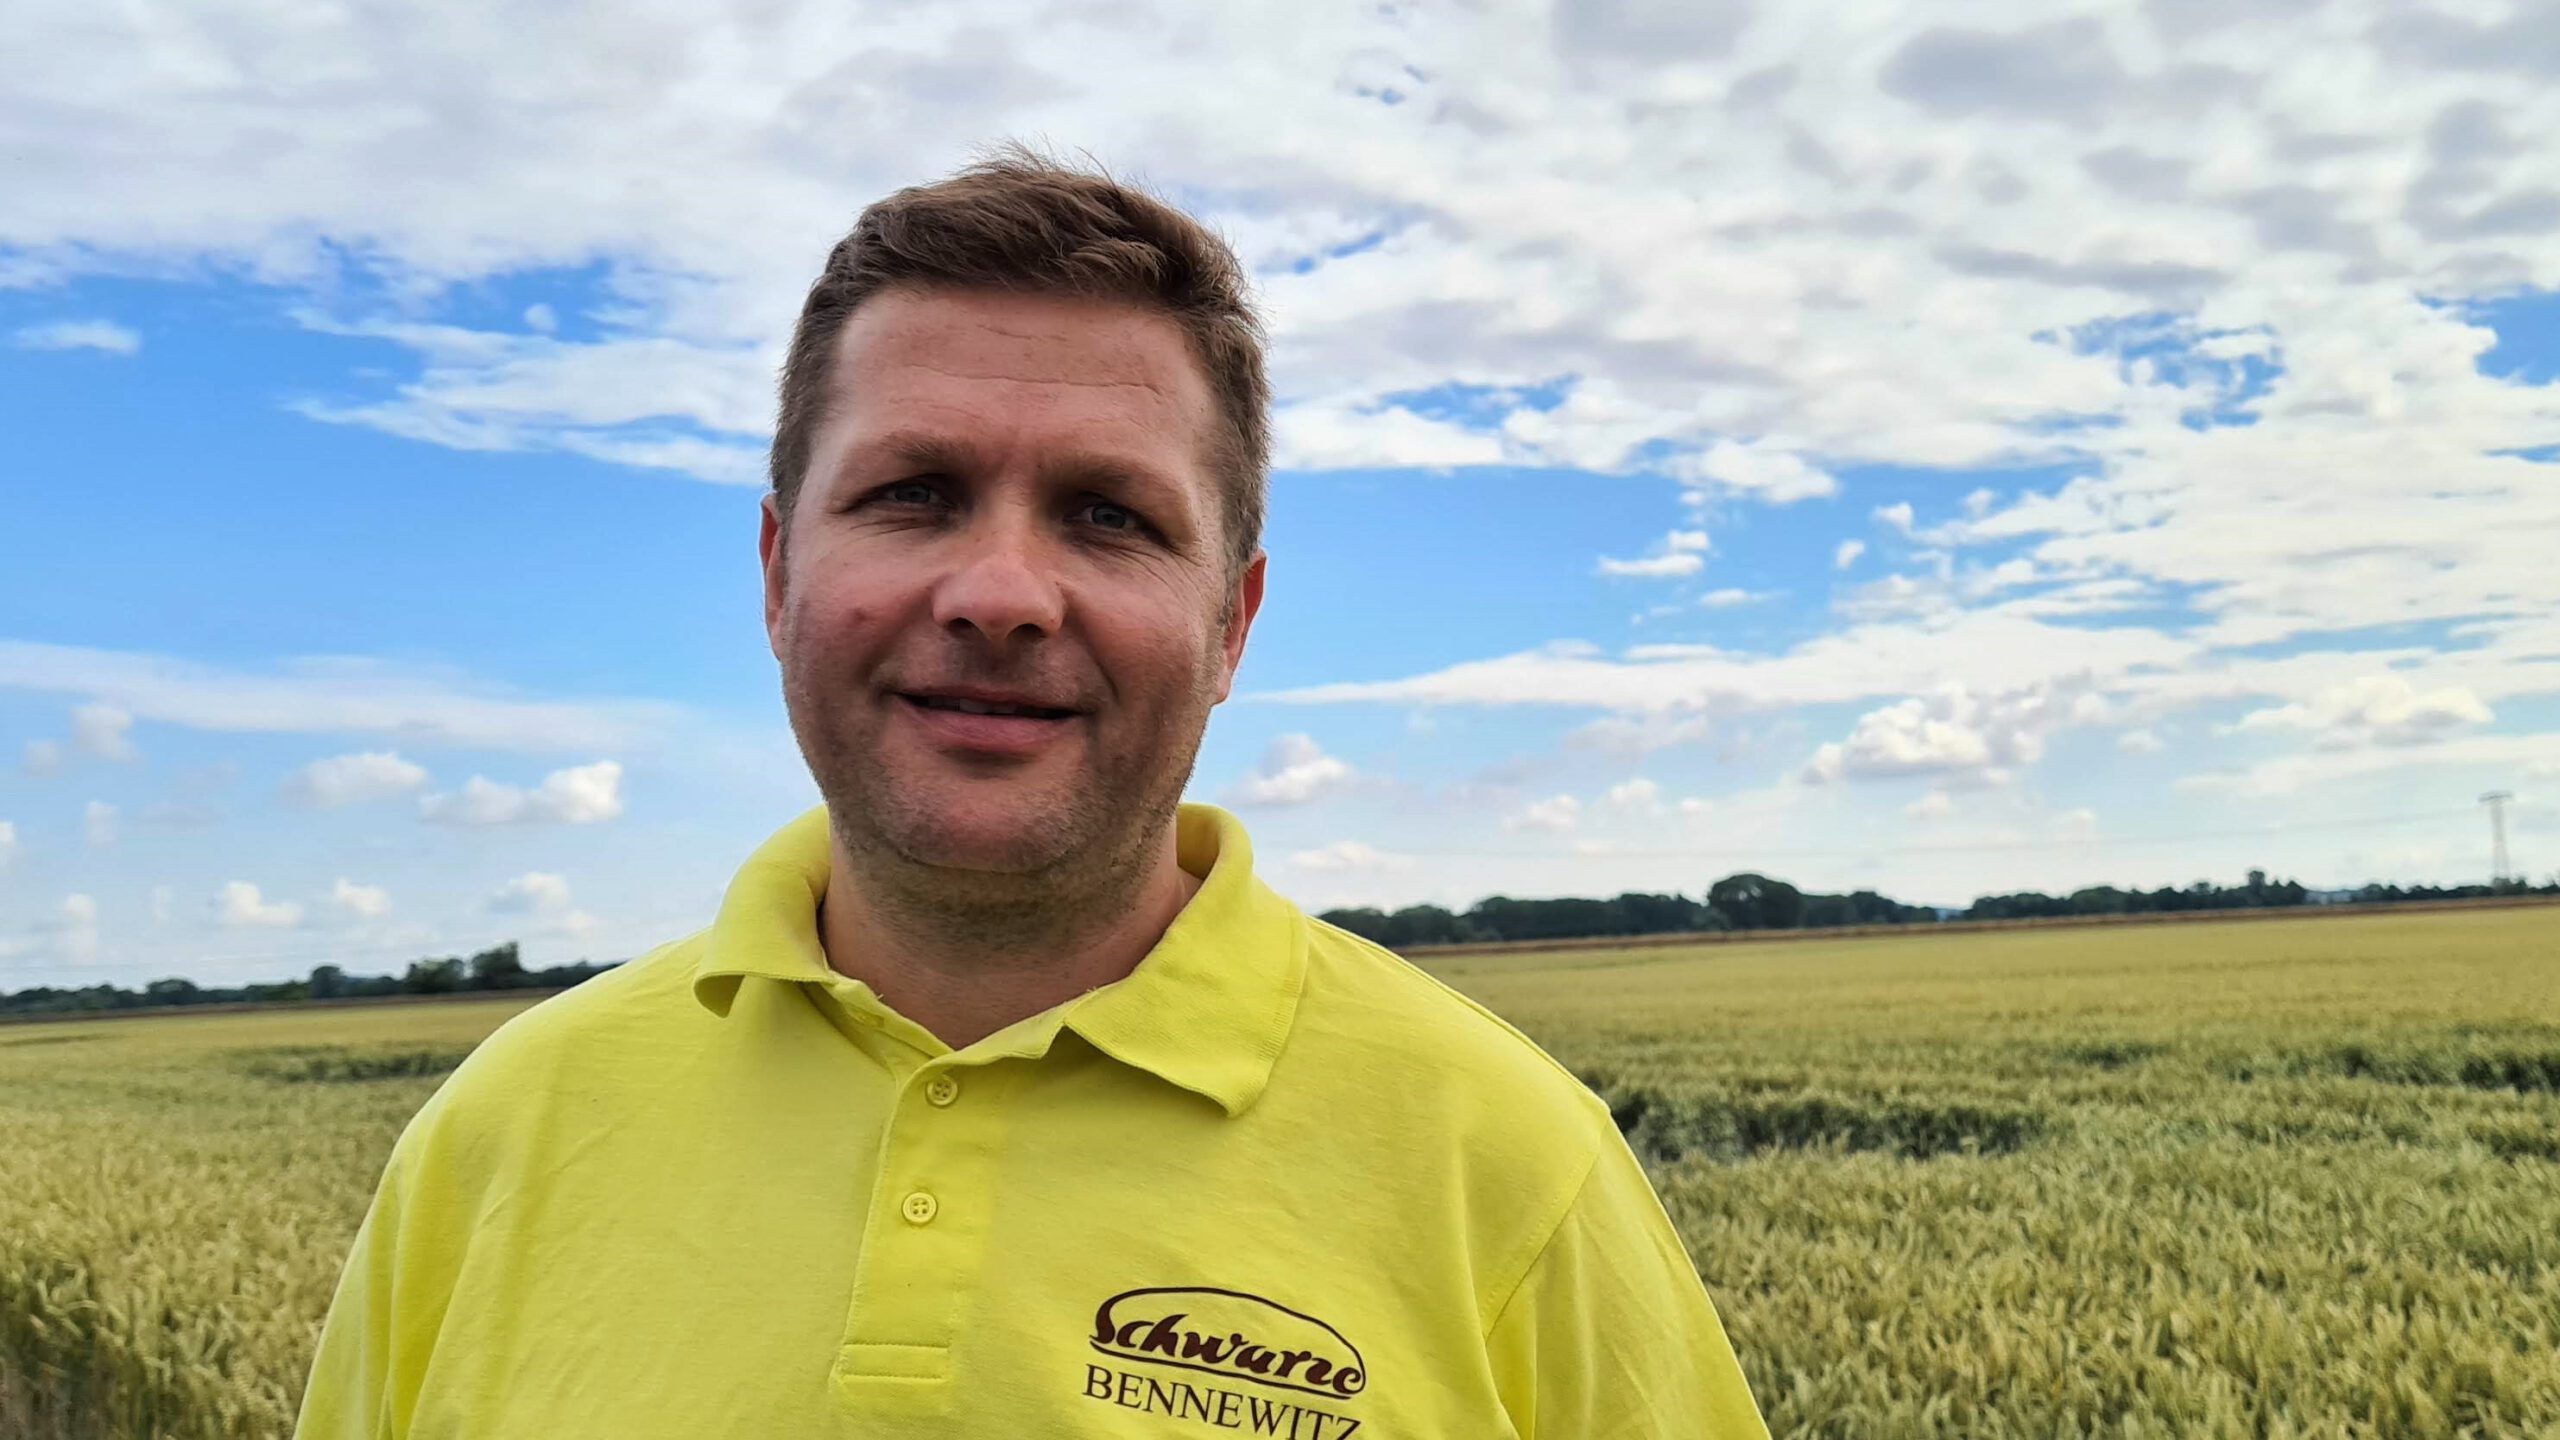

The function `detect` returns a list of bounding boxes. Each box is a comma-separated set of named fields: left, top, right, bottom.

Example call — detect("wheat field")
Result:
left=2, top=906, right=2554, bottom=1438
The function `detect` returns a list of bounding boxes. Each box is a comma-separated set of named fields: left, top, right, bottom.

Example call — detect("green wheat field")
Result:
left=3, top=906, right=2555, bottom=1438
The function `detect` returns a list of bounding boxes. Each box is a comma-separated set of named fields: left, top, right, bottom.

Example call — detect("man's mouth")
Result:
left=900, top=693, right=1079, bottom=720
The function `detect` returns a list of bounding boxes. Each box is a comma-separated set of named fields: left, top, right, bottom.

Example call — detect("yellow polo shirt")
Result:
left=294, top=802, right=1766, bottom=1439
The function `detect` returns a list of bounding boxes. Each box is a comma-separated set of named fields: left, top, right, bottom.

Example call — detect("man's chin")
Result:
left=875, top=794, right=1087, bottom=875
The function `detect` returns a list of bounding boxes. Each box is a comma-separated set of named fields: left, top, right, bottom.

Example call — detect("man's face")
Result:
left=762, top=284, right=1264, bottom=882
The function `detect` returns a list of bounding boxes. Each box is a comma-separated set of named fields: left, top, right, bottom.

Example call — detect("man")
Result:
left=294, top=144, right=1768, bottom=1439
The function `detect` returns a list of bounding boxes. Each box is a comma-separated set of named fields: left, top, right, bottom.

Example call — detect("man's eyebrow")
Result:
left=1039, top=450, right=1191, bottom=515
left=858, top=430, right=980, bottom=479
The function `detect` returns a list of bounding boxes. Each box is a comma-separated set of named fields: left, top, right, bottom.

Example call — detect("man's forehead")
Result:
left=833, top=285, right=1205, bottom=396
left=820, top=288, right=1221, bottom=492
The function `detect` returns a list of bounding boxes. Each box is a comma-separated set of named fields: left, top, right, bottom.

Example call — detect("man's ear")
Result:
left=759, top=493, right=787, bottom=662
left=1213, top=549, right=1267, bottom=705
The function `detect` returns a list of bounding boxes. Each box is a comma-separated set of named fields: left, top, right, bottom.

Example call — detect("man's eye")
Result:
left=876, top=479, right=942, bottom=506
left=1081, top=499, right=1142, bottom=533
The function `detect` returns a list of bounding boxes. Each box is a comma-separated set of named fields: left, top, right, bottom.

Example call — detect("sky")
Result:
left=4, top=0, right=2559, bottom=991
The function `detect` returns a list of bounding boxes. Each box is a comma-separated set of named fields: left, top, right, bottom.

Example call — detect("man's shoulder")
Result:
left=1292, top=913, right=1617, bottom=1147
left=393, top=928, right=710, bottom=1165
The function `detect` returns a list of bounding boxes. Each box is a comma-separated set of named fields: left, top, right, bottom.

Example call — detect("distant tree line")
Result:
left=7, top=866, right=2556, bottom=1018
left=1317, top=871, right=1940, bottom=947
left=0, top=943, right=621, bottom=1019
left=1318, top=868, right=2559, bottom=948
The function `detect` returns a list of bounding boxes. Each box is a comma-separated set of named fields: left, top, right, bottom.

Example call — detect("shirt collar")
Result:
left=690, top=800, right=1307, bottom=1118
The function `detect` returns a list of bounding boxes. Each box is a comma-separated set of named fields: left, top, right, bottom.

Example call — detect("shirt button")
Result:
left=924, top=1075, right=960, bottom=1107
left=901, top=1190, right=939, bottom=1226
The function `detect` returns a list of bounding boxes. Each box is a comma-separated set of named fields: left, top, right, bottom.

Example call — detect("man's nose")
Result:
left=930, top=507, right=1066, bottom=645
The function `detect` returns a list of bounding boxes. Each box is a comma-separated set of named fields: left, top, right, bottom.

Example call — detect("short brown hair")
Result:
left=769, top=141, right=1271, bottom=583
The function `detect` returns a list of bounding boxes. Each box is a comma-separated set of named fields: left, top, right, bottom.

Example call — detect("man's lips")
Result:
left=893, top=692, right=1082, bottom=756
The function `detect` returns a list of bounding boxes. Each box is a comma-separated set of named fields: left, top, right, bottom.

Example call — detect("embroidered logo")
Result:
left=1083, top=1285, right=1369, bottom=1436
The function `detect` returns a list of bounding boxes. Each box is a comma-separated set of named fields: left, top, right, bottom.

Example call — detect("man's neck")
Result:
left=815, top=821, right=1205, bottom=1051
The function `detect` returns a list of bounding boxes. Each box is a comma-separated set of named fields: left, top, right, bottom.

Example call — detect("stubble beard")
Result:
left=781, top=644, right=1223, bottom=961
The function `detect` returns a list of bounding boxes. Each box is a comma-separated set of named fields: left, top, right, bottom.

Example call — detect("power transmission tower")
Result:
left=2480, top=790, right=2513, bottom=885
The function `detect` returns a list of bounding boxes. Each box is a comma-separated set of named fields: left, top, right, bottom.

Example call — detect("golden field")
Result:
left=2, top=905, right=2555, bottom=1438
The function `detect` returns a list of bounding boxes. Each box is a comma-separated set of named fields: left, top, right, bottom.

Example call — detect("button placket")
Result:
left=834, top=1060, right=1018, bottom=1409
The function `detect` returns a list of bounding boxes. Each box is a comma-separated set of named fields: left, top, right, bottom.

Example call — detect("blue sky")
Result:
left=5, top=1, right=2559, bottom=989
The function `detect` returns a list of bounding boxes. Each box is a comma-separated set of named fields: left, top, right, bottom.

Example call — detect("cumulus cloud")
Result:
left=330, top=877, right=392, bottom=920
left=484, top=870, right=598, bottom=936
left=1675, top=442, right=1839, bottom=503
left=20, top=739, right=62, bottom=776
left=284, top=750, right=431, bottom=807
left=1834, top=540, right=1867, bottom=570
left=84, top=800, right=115, bottom=847
left=419, top=760, right=624, bottom=825
left=58, top=894, right=100, bottom=961
left=1596, top=552, right=1705, bottom=579
left=13, top=320, right=139, bottom=355
left=1604, top=777, right=1665, bottom=816
left=2118, top=728, right=2167, bottom=754
left=1505, top=794, right=1582, bottom=833
left=2233, top=674, right=2495, bottom=748
left=215, top=881, right=304, bottom=929
left=1222, top=733, right=1356, bottom=807
left=1288, top=840, right=1413, bottom=873
left=486, top=871, right=573, bottom=914
left=0, top=819, right=17, bottom=870
left=1803, top=680, right=2067, bottom=787
left=1697, top=588, right=1768, bottom=609
left=71, top=702, right=136, bottom=761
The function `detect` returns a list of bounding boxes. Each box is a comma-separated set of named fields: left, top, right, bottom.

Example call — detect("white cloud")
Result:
left=1675, top=442, right=1838, bottom=503
left=0, top=640, right=671, bottom=754
left=1505, top=794, right=1582, bottom=833
left=1566, top=709, right=1714, bottom=756
left=485, top=870, right=598, bottom=936
left=1288, top=840, right=1413, bottom=873
left=1665, top=530, right=1711, bottom=554
left=1595, top=552, right=1705, bottom=579
left=1697, top=588, right=1768, bottom=609
left=330, top=877, right=392, bottom=920
left=13, top=320, right=139, bottom=355
left=71, top=702, right=136, bottom=761
left=1222, top=733, right=1356, bottom=807
left=284, top=750, right=431, bottom=807
left=19, top=739, right=62, bottom=776
left=215, top=881, right=304, bottom=929
left=486, top=871, right=573, bottom=914
left=2179, top=731, right=2560, bottom=799
left=1905, top=790, right=1956, bottom=820
left=1804, top=680, right=2070, bottom=787
left=1604, top=777, right=1664, bottom=816
left=0, top=819, right=16, bottom=870
left=84, top=800, right=115, bottom=847
left=1874, top=502, right=1916, bottom=535
left=419, top=759, right=625, bottom=825
left=2117, top=728, right=2167, bottom=755
left=1834, top=540, right=1867, bottom=570
left=58, top=894, right=100, bottom=961
left=2233, top=674, right=2495, bottom=748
